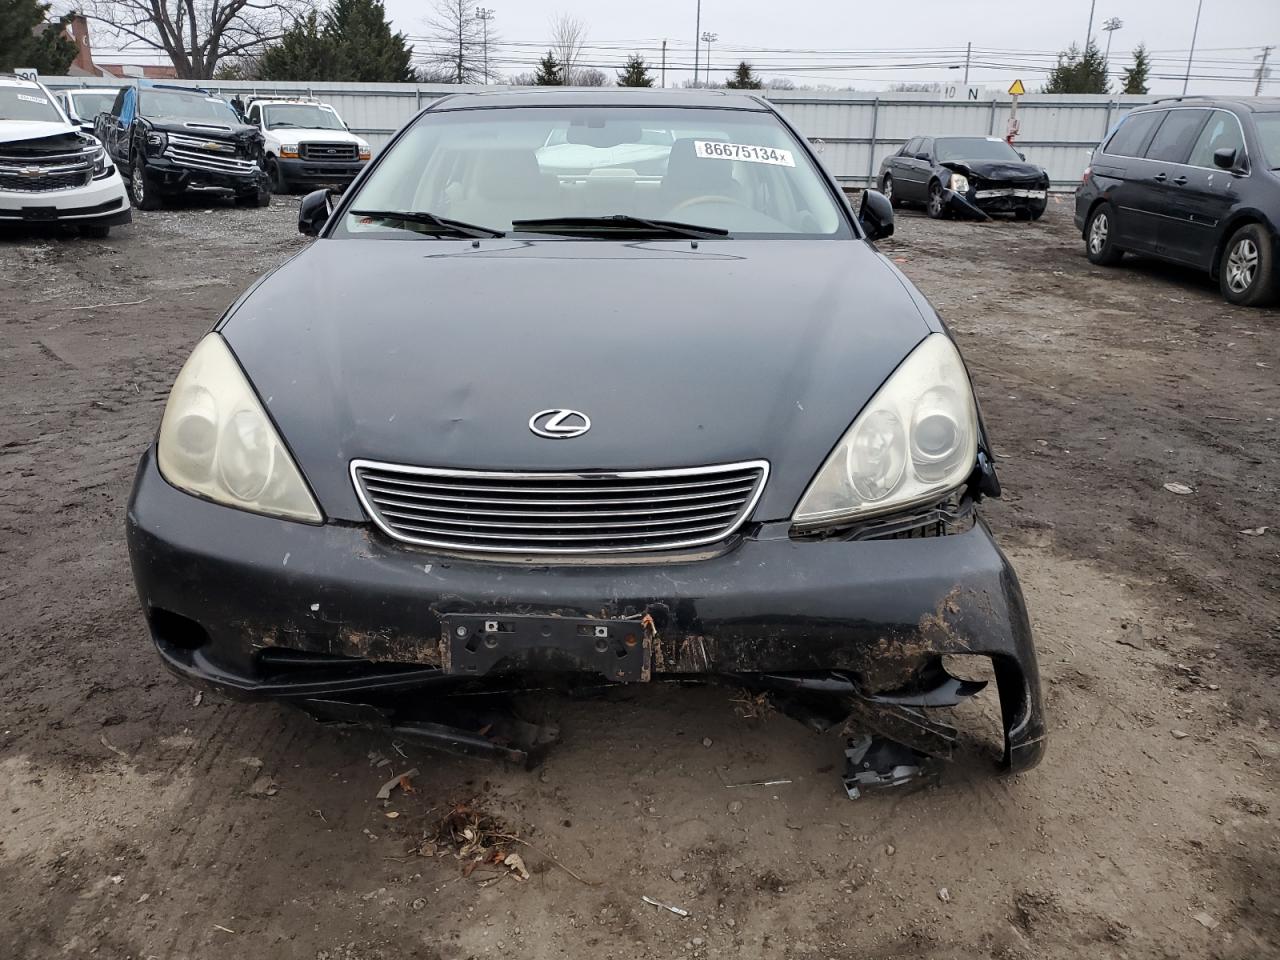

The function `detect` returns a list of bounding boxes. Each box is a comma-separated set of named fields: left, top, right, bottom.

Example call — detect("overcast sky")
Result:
left=388, top=0, right=1280, bottom=93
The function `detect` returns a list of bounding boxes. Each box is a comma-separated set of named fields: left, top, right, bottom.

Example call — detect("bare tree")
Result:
left=85, top=0, right=305, bottom=79
left=423, top=0, right=494, bottom=83
left=549, top=13, right=585, bottom=85
left=576, top=67, right=608, bottom=87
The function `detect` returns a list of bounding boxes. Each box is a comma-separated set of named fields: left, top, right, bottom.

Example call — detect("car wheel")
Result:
left=79, top=222, right=110, bottom=239
left=1029, top=200, right=1047, bottom=221
left=925, top=181, right=947, bottom=219
left=129, top=155, right=163, bottom=211
left=1219, top=223, right=1278, bottom=307
left=267, top=158, right=289, bottom=195
left=881, top=174, right=899, bottom=208
left=1014, top=207, right=1032, bottom=221
left=1084, top=203, right=1123, bottom=265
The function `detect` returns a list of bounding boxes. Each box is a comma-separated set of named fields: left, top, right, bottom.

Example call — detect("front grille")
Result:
left=352, top=460, right=769, bottom=555
left=0, top=169, right=91, bottom=192
left=164, top=133, right=258, bottom=176
left=301, top=142, right=358, bottom=161
left=0, top=150, right=94, bottom=193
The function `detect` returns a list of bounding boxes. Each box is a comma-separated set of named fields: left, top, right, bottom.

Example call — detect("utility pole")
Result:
left=694, top=0, right=701, bottom=87
left=1256, top=45, right=1275, bottom=95
left=1102, top=17, right=1123, bottom=84
left=1084, top=0, right=1097, bottom=53
left=661, top=39, right=667, bottom=88
left=1182, top=0, right=1205, bottom=95
left=701, top=32, right=717, bottom=87
left=963, top=41, right=971, bottom=85
left=476, top=7, right=494, bottom=85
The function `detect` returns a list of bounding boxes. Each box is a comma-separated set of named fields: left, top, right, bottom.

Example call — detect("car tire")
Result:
left=1084, top=202, right=1123, bottom=265
left=79, top=222, right=110, bottom=239
left=1029, top=200, right=1047, bottom=221
left=1219, top=223, right=1278, bottom=307
left=881, top=173, right=900, bottom=208
left=267, top=158, right=289, bottom=195
left=237, top=188, right=272, bottom=208
left=129, top=154, right=162, bottom=211
left=925, top=181, right=947, bottom=219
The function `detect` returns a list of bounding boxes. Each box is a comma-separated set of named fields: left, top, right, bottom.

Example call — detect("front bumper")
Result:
left=947, top=186, right=1048, bottom=219
left=125, top=449, right=1047, bottom=773
left=146, top=156, right=267, bottom=195
left=0, top=172, right=131, bottom=224
left=277, top=156, right=366, bottom=185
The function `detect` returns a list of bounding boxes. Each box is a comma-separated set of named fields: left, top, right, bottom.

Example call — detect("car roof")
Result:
left=138, top=80, right=212, bottom=94
left=429, top=88, right=771, bottom=112
left=1136, top=96, right=1280, bottom=114
left=0, top=74, right=45, bottom=90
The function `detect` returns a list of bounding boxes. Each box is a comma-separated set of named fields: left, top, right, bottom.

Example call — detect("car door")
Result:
left=1129, top=108, right=1211, bottom=262
left=889, top=138, right=920, bottom=197
left=98, top=88, right=128, bottom=162
left=900, top=137, right=934, bottom=201
left=1177, top=109, right=1249, bottom=270
left=1097, top=109, right=1166, bottom=252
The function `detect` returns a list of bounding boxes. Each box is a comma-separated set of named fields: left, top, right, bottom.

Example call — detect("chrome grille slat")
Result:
left=378, top=506, right=742, bottom=530
left=300, top=141, right=359, bottom=161
left=352, top=459, right=769, bottom=555
left=367, top=491, right=753, bottom=518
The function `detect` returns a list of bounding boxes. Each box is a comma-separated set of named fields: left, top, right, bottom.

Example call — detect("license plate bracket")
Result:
left=441, top=615, right=651, bottom=683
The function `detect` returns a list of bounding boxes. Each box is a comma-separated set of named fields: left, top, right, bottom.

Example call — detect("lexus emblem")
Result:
left=529, top=408, right=591, bottom=439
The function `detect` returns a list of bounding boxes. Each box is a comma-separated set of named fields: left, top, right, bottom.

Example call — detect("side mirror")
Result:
left=858, top=189, right=895, bottom=241
left=298, top=188, right=334, bottom=236
left=1213, top=147, right=1237, bottom=170
left=915, top=152, right=931, bottom=161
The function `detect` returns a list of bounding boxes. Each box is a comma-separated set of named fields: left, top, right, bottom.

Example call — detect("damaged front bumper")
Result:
left=945, top=186, right=1049, bottom=220
left=145, top=155, right=267, bottom=196
left=125, top=448, right=1046, bottom=774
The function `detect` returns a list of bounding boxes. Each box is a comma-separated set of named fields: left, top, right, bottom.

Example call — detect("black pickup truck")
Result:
left=95, top=82, right=270, bottom=210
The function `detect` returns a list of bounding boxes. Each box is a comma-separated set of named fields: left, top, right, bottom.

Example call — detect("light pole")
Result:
left=694, top=0, right=701, bottom=87
left=701, top=31, right=717, bottom=87
left=1102, top=17, right=1123, bottom=84
left=1183, top=0, right=1205, bottom=95
left=1084, top=0, right=1097, bottom=52
left=475, top=7, right=494, bottom=85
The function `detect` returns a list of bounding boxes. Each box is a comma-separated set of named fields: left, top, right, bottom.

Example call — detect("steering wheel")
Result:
left=668, top=194, right=753, bottom=215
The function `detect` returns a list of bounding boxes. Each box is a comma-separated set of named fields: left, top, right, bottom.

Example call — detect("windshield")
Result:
left=0, top=87, right=63, bottom=123
left=140, top=89, right=239, bottom=124
left=68, top=91, right=118, bottom=120
left=263, top=103, right=345, bottom=130
left=334, top=106, right=847, bottom=239
left=1255, top=113, right=1280, bottom=169
left=935, top=137, right=1023, bottom=163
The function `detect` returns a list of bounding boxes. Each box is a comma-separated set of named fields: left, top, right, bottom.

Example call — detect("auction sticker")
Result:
left=694, top=140, right=795, bottom=166
left=17, top=94, right=48, bottom=105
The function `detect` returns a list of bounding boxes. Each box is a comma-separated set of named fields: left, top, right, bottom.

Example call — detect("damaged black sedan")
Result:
left=126, top=90, right=1046, bottom=788
left=879, top=135, right=1050, bottom=220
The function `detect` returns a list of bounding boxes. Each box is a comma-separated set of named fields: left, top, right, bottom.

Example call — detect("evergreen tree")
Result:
left=724, top=61, right=762, bottom=90
left=1122, top=44, right=1151, bottom=95
left=258, top=0, right=415, bottom=82
left=616, top=53, right=653, bottom=87
left=1043, top=41, right=1109, bottom=94
left=257, top=12, right=337, bottom=81
left=0, top=0, right=76, bottom=74
left=534, top=51, right=562, bottom=85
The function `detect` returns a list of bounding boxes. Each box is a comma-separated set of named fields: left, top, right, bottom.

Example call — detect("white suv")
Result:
left=0, top=75, right=131, bottom=237
left=243, top=97, right=371, bottom=193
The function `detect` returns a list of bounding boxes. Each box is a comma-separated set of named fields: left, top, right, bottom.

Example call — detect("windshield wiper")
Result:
left=511, top=214, right=729, bottom=239
left=350, top=209, right=506, bottom=238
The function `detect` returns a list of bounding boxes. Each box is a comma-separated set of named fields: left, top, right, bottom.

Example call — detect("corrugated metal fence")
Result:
left=41, top=77, right=1157, bottom=189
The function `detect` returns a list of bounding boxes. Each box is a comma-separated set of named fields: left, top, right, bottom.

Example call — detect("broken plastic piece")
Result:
left=842, top=735, right=930, bottom=800
left=642, top=895, right=690, bottom=917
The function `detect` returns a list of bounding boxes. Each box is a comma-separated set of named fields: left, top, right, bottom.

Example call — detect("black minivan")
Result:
left=1074, top=96, right=1280, bottom=307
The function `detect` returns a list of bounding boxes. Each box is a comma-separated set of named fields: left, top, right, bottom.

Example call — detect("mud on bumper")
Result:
left=126, top=449, right=1047, bottom=774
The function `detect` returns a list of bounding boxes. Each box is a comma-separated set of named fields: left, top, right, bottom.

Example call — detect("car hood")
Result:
left=150, top=119, right=262, bottom=142
left=941, top=159, right=1047, bottom=182
left=221, top=239, right=932, bottom=523
left=271, top=127, right=364, bottom=144
left=0, top=120, right=77, bottom=145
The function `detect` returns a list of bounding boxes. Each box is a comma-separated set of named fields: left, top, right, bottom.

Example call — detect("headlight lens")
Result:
left=792, top=334, right=978, bottom=529
left=90, top=145, right=113, bottom=179
left=145, top=130, right=167, bottom=154
left=358, top=144, right=371, bottom=160
left=948, top=173, right=970, bottom=193
left=157, top=334, right=322, bottom=522
left=280, top=143, right=299, bottom=158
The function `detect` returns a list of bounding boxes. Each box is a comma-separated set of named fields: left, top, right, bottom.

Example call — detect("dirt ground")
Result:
left=1, top=194, right=1277, bottom=960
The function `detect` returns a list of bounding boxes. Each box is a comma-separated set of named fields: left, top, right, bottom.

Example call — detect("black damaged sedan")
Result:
left=126, top=90, right=1045, bottom=787
left=879, top=135, right=1050, bottom=220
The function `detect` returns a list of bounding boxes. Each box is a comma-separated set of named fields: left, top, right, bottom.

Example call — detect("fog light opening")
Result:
left=148, top=607, right=212, bottom=651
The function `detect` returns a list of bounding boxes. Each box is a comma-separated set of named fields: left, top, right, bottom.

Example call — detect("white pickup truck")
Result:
left=242, top=97, right=371, bottom=193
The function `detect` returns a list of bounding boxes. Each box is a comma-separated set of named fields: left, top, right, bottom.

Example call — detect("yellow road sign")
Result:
left=1008, top=78, right=1026, bottom=96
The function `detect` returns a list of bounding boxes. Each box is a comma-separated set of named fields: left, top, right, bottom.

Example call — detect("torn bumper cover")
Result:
left=126, top=448, right=1047, bottom=774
